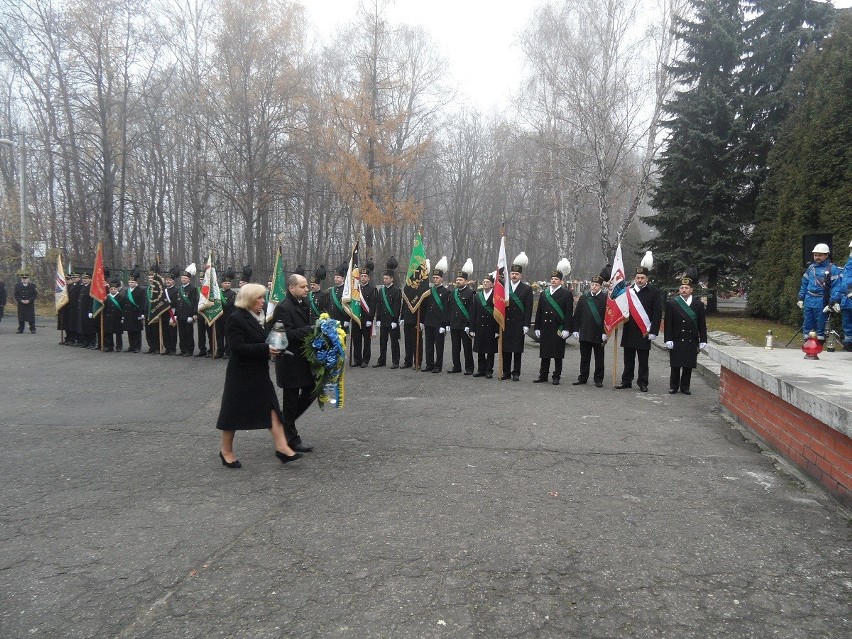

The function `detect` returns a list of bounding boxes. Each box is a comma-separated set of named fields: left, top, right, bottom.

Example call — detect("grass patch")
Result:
left=706, top=313, right=801, bottom=347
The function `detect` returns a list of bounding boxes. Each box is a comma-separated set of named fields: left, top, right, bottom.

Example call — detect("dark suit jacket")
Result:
left=620, top=284, right=662, bottom=350
left=271, top=295, right=315, bottom=389
left=504, top=281, right=533, bottom=352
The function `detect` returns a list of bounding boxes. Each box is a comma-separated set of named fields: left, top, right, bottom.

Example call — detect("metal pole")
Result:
left=19, top=132, right=27, bottom=271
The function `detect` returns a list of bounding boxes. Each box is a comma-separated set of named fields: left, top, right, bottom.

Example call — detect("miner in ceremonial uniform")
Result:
left=77, top=271, right=97, bottom=348
left=502, top=252, right=534, bottom=381
left=571, top=267, right=609, bottom=387
left=196, top=261, right=212, bottom=358
left=121, top=266, right=145, bottom=352
left=65, top=272, right=82, bottom=345
left=14, top=270, right=37, bottom=334
left=664, top=268, right=707, bottom=395
left=401, top=294, right=423, bottom=369
left=447, top=259, right=475, bottom=375
left=351, top=259, right=377, bottom=367
left=469, top=273, right=499, bottom=378
left=797, top=243, right=842, bottom=342
left=306, top=265, right=326, bottom=324
left=220, top=267, right=237, bottom=357
left=325, top=264, right=349, bottom=325
left=162, top=266, right=180, bottom=355
left=103, top=278, right=124, bottom=352
left=533, top=259, right=573, bottom=385
left=175, top=263, right=199, bottom=356
left=373, top=257, right=402, bottom=368
left=421, top=256, right=450, bottom=373
left=616, top=253, right=662, bottom=392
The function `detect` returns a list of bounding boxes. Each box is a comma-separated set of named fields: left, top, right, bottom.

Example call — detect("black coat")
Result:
left=121, top=286, right=146, bottom=331
left=572, top=291, right=607, bottom=344
left=174, top=284, right=198, bottom=321
left=470, top=290, right=499, bottom=353
left=422, top=284, right=449, bottom=327
left=620, top=284, right=662, bottom=350
left=103, top=295, right=124, bottom=333
left=77, top=282, right=95, bottom=333
left=503, top=281, right=533, bottom=352
left=14, top=281, right=37, bottom=323
left=447, top=286, right=474, bottom=330
left=534, top=286, right=573, bottom=359
left=376, top=284, right=402, bottom=324
left=216, top=308, right=282, bottom=430
left=271, top=295, right=315, bottom=389
left=663, top=296, right=707, bottom=369
left=306, top=290, right=323, bottom=324
left=324, top=284, right=348, bottom=323
left=359, top=282, right=378, bottom=322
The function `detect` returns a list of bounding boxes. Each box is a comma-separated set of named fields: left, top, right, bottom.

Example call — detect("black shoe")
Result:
left=275, top=450, right=302, bottom=464
left=400, top=363, right=412, bottom=369
left=485, top=373, right=493, bottom=379
left=372, top=362, right=386, bottom=368
left=219, top=451, right=242, bottom=469
left=360, top=362, right=368, bottom=368
left=464, top=371, right=473, bottom=376
left=421, top=366, right=433, bottom=373
left=533, top=377, right=547, bottom=383
left=615, top=382, right=632, bottom=389
left=16, top=329, right=24, bottom=334
left=30, top=328, right=36, bottom=334
left=103, top=348, right=114, bottom=352
left=213, top=353, right=224, bottom=359
left=431, top=367, right=441, bottom=373
left=182, top=352, right=193, bottom=357
left=499, top=374, right=511, bottom=381
left=447, top=368, right=462, bottom=374
left=594, top=382, right=603, bottom=388
left=572, top=380, right=587, bottom=386
left=145, top=349, right=156, bottom=354
left=639, top=385, right=648, bottom=392
left=390, top=364, right=399, bottom=369
left=195, top=352, right=207, bottom=357
left=669, top=388, right=678, bottom=394
left=291, top=441, right=314, bottom=453
left=472, top=372, right=485, bottom=377
left=132, top=349, right=141, bottom=353
left=512, top=374, right=519, bottom=381
left=552, top=378, right=561, bottom=385
left=681, top=389, right=691, bottom=395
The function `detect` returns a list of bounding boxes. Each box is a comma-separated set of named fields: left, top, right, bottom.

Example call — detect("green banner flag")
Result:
left=403, top=230, right=430, bottom=312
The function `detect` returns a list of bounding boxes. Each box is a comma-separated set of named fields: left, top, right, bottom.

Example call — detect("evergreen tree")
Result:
left=647, top=0, right=746, bottom=312
left=747, top=12, right=852, bottom=322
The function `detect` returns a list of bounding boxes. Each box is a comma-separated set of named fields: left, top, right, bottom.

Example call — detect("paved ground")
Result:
left=1, top=318, right=849, bottom=638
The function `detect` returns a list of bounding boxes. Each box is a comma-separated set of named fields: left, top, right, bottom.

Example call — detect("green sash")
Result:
left=509, top=287, right=525, bottom=315
left=430, top=286, right=445, bottom=311
left=477, top=290, right=491, bottom=311
left=127, top=288, right=138, bottom=307
left=179, top=286, right=190, bottom=305
left=329, top=286, right=344, bottom=313
left=585, top=294, right=603, bottom=330
left=381, top=286, right=395, bottom=318
left=453, top=288, right=470, bottom=321
left=109, top=294, right=122, bottom=310
left=675, top=296, right=698, bottom=329
left=308, top=291, right=321, bottom=317
left=544, top=288, right=566, bottom=330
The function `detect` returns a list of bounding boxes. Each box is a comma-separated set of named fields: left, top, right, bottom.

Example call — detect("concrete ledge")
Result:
left=706, top=345, right=852, bottom=440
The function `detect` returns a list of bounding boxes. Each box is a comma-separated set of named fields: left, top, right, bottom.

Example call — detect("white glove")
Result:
left=699, top=342, right=707, bottom=350
left=469, top=331, right=475, bottom=338
left=138, top=315, right=145, bottom=320
left=439, top=327, right=445, bottom=334
left=560, top=330, right=570, bottom=339
left=187, top=317, right=193, bottom=323
left=375, top=321, right=381, bottom=330
left=170, top=318, right=176, bottom=326
left=366, top=321, right=372, bottom=327
left=88, top=312, right=93, bottom=318
left=419, top=323, right=424, bottom=330
left=391, top=322, right=398, bottom=329
left=494, top=333, right=499, bottom=338
left=446, top=326, right=451, bottom=333
left=522, top=326, right=529, bottom=335
left=822, top=305, right=831, bottom=314
left=648, top=334, right=657, bottom=341
left=601, top=334, right=608, bottom=342
left=535, top=329, right=540, bottom=338
left=399, top=319, right=404, bottom=325
left=797, top=300, right=804, bottom=309
left=464, top=327, right=470, bottom=334
left=832, top=303, right=840, bottom=313
left=572, top=332, right=579, bottom=339
left=665, top=341, right=674, bottom=349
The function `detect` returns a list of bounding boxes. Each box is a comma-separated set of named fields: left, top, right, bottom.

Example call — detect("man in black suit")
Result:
left=421, top=258, right=450, bottom=373
left=447, top=261, right=475, bottom=375
left=14, top=271, right=37, bottom=334
left=533, top=265, right=574, bottom=385
left=571, top=271, right=609, bottom=387
left=616, top=265, right=662, bottom=392
left=351, top=260, right=377, bottom=367
left=502, top=254, right=534, bottom=381
left=469, top=274, right=499, bottom=378
left=373, top=258, right=402, bottom=368
left=121, top=268, right=145, bottom=352
left=271, top=273, right=316, bottom=453
left=664, top=271, right=707, bottom=395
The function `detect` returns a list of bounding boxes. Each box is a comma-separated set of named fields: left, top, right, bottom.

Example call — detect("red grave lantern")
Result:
left=802, top=331, right=823, bottom=360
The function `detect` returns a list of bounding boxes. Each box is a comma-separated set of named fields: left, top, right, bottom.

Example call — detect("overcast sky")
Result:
left=305, top=0, right=852, bottom=114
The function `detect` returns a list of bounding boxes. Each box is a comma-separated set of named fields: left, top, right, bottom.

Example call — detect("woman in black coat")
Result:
left=216, top=283, right=300, bottom=468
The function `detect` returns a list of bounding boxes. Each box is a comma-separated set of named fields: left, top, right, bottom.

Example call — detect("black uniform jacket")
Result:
left=376, top=284, right=402, bottom=324
left=422, top=285, right=449, bottom=327
left=572, top=290, right=607, bottom=344
left=534, top=286, right=573, bottom=359
left=504, top=281, right=533, bottom=352
left=121, top=286, right=146, bottom=331
left=447, top=285, right=474, bottom=331
left=271, top=295, right=316, bottom=389
left=619, top=284, right=662, bottom=350
left=663, top=295, right=707, bottom=369
left=470, top=289, right=499, bottom=354
left=359, top=282, right=378, bottom=323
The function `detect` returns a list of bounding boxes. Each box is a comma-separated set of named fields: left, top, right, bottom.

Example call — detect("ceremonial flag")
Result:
left=493, top=233, right=508, bottom=330
left=403, top=229, right=430, bottom=312
left=604, top=243, right=629, bottom=335
left=266, top=246, right=287, bottom=322
left=199, top=252, right=224, bottom=326
left=90, top=242, right=107, bottom=317
left=55, top=254, right=69, bottom=311
left=342, top=241, right=362, bottom=327
left=147, top=267, right=170, bottom=324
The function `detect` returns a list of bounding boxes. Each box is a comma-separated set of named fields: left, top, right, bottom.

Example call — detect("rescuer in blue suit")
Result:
left=797, top=243, right=842, bottom=341
left=841, top=239, right=852, bottom=351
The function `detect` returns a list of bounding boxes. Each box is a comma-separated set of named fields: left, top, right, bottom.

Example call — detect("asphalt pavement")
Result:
left=1, top=318, right=849, bottom=638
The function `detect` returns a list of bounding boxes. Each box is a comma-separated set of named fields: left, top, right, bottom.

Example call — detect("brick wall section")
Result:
left=719, top=368, right=852, bottom=506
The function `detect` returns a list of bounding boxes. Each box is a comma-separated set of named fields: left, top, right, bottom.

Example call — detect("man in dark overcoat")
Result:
left=14, top=271, right=37, bottom=333
left=271, top=273, right=316, bottom=453
left=447, top=261, right=475, bottom=375
left=77, top=272, right=97, bottom=348
left=502, top=254, right=534, bottom=381
left=175, top=263, right=198, bottom=356
left=469, top=274, right=499, bottom=378
left=307, top=265, right=326, bottom=324
left=373, top=258, right=402, bottom=368
left=65, top=272, right=81, bottom=345
left=103, top=279, right=124, bottom=352
left=663, top=272, right=707, bottom=395
left=571, top=271, right=608, bottom=387
left=616, top=265, right=662, bottom=392
left=121, top=268, right=145, bottom=352
left=421, top=258, right=450, bottom=373
left=162, top=266, right=180, bottom=355
left=351, top=260, right=377, bottom=367
left=533, top=266, right=574, bottom=385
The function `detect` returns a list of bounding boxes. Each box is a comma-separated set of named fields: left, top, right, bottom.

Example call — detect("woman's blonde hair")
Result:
left=235, top=283, right=267, bottom=309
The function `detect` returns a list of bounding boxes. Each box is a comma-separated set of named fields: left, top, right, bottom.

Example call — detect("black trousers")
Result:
left=502, top=352, right=523, bottom=377
left=145, top=320, right=161, bottom=352
left=621, top=347, right=650, bottom=386
left=403, top=323, right=423, bottom=367
left=126, top=330, right=142, bottom=351
left=378, top=325, right=400, bottom=365
left=281, top=385, right=315, bottom=444
left=164, top=321, right=177, bottom=353
left=450, top=329, right=474, bottom=372
left=477, top=351, right=495, bottom=374
left=351, top=322, right=372, bottom=365
left=178, top=319, right=195, bottom=354
left=196, top=319, right=208, bottom=354
left=670, top=367, right=693, bottom=392
left=423, top=326, right=445, bottom=370
left=578, top=341, right=605, bottom=383
left=104, top=331, right=123, bottom=352
left=539, top=358, right=563, bottom=380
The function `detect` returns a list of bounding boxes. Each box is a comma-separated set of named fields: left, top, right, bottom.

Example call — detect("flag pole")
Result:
left=415, top=308, right=422, bottom=370
left=212, top=322, right=217, bottom=358
left=159, top=321, right=165, bottom=354
left=611, top=327, right=619, bottom=389
left=100, top=313, right=104, bottom=352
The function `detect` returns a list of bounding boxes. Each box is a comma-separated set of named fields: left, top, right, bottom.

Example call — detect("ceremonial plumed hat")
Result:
left=241, top=265, right=253, bottom=282
left=591, top=264, right=610, bottom=285
left=635, top=251, right=653, bottom=275
left=109, top=277, right=121, bottom=288
left=551, top=258, right=570, bottom=280
left=362, top=259, right=374, bottom=275
left=222, top=267, right=236, bottom=282
left=482, top=273, right=495, bottom=283
left=128, top=265, right=141, bottom=282
left=335, top=263, right=347, bottom=278
left=294, top=264, right=306, bottom=276
left=311, top=265, right=327, bottom=284
left=432, top=256, right=448, bottom=277
left=18, top=269, right=30, bottom=278
left=511, top=252, right=528, bottom=274
left=679, top=266, right=698, bottom=288
left=168, top=265, right=181, bottom=280
left=457, top=258, right=473, bottom=280
left=148, top=262, right=160, bottom=275
left=384, top=257, right=398, bottom=277
left=183, top=262, right=196, bottom=278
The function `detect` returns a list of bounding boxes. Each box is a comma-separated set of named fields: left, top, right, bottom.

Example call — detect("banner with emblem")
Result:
left=342, top=241, right=362, bottom=327
left=604, top=243, right=629, bottom=335
left=147, top=267, right=170, bottom=324
left=403, top=229, right=430, bottom=312
left=55, top=254, right=69, bottom=311
left=493, top=233, right=508, bottom=330
left=266, top=246, right=287, bottom=322
left=90, top=242, right=107, bottom=318
left=199, top=252, right=223, bottom=326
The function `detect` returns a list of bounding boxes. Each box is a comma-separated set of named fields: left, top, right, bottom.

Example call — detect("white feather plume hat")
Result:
left=554, top=258, right=571, bottom=280
left=637, top=251, right=653, bottom=275
left=433, top=255, right=448, bottom=276
left=460, top=258, right=474, bottom=279
left=511, top=252, right=529, bottom=273
left=183, top=262, right=197, bottom=277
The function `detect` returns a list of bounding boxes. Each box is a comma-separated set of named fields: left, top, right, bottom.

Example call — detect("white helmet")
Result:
left=848, top=238, right=852, bottom=248
left=812, top=243, right=830, bottom=254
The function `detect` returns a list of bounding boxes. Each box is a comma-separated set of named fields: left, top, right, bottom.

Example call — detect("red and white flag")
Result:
left=493, top=234, right=508, bottom=330
left=604, top=244, right=629, bottom=335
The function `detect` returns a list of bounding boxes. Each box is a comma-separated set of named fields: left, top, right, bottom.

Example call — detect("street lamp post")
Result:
left=0, top=132, right=27, bottom=271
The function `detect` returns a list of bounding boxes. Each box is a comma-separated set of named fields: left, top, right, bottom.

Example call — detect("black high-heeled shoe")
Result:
left=219, top=451, right=242, bottom=469
left=275, top=450, right=302, bottom=464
